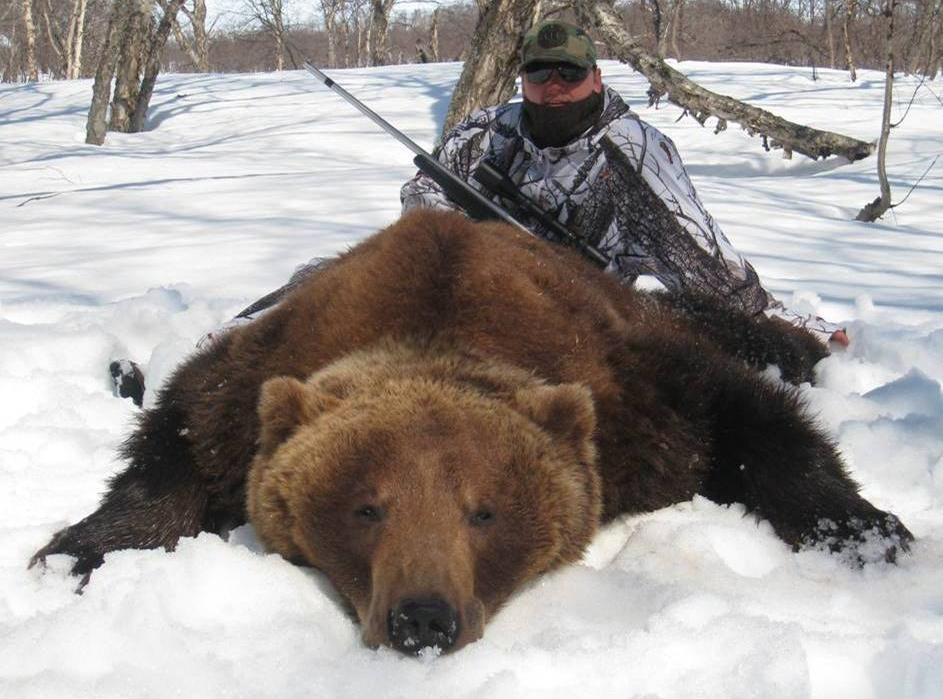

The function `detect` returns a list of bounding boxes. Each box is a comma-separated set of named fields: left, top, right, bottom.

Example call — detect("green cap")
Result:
left=520, top=20, right=597, bottom=70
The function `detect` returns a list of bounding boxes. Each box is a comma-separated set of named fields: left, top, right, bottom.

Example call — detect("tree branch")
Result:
left=578, top=0, right=875, bottom=162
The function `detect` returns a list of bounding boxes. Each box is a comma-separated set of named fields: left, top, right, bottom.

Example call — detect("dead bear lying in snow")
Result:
left=31, top=209, right=912, bottom=655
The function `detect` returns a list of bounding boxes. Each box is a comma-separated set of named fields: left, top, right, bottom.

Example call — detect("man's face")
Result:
left=521, top=62, right=603, bottom=106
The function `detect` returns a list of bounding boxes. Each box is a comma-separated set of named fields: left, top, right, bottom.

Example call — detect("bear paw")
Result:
left=29, top=525, right=105, bottom=591
left=803, top=512, right=914, bottom=566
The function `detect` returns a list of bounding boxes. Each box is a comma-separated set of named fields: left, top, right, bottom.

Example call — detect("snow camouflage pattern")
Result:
left=400, top=87, right=840, bottom=342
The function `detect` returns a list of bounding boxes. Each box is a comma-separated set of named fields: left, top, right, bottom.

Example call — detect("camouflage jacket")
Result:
left=400, top=87, right=839, bottom=342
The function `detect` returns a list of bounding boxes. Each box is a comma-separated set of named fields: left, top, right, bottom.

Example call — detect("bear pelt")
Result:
left=31, top=209, right=911, bottom=655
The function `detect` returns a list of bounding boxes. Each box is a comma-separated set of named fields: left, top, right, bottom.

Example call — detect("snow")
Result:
left=2, top=60, right=942, bottom=698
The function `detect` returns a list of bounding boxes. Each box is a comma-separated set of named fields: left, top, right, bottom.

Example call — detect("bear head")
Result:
left=246, top=341, right=602, bottom=655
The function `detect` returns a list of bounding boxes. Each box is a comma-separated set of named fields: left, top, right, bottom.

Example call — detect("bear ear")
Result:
left=257, top=376, right=340, bottom=454
left=514, top=383, right=597, bottom=458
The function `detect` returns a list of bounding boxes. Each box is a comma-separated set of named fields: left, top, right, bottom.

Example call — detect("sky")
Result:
left=0, top=59, right=941, bottom=698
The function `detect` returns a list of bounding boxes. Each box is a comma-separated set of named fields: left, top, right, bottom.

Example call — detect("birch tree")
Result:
left=320, top=0, right=342, bottom=67
left=441, top=0, right=540, bottom=134
left=911, top=0, right=942, bottom=77
left=86, top=0, right=184, bottom=144
left=842, top=0, right=858, bottom=80
left=368, top=0, right=395, bottom=66
left=86, top=0, right=128, bottom=144
left=430, top=5, right=440, bottom=61
left=170, top=0, right=209, bottom=72
left=243, top=0, right=288, bottom=70
left=21, top=0, right=37, bottom=80
left=131, top=0, right=184, bottom=131
left=109, top=0, right=150, bottom=131
left=68, top=0, right=88, bottom=78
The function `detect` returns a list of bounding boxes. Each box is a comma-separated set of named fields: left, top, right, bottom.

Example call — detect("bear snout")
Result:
left=387, top=596, right=461, bottom=655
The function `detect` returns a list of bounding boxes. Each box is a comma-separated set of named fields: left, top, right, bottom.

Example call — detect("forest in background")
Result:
left=2, top=0, right=940, bottom=83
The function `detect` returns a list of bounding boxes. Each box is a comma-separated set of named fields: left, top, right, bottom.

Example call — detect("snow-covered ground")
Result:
left=1, top=60, right=942, bottom=698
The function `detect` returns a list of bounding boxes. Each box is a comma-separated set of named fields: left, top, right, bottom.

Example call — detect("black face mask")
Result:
left=522, top=89, right=604, bottom=149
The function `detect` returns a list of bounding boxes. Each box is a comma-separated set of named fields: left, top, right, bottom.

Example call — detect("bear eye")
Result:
left=354, top=505, right=384, bottom=522
left=470, top=509, right=496, bottom=527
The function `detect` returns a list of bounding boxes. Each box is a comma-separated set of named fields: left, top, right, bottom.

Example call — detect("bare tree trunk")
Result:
left=856, top=0, right=896, bottom=221
left=578, top=0, right=873, bottom=161
left=38, top=0, right=88, bottom=79
left=442, top=0, right=540, bottom=136
left=842, top=0, right=858, bottom=81
left=86, top=0, right=128, bottom=145
left=110, top=0, right=151, bottom=132
left=430, top=6, right=440, bottom=62
left=274, top=28, right=285, bottom=70
left=321, top=0, right=340, bottom=68
left=368, top=0, right=395, bottom=66
left=824, top=0, right=836, bottom=68
left=39, top=0, right=66, bottom=77
left=270, top=0, right=287, bottom=70
left=910, top=0, right=930, bottom=73
left=21, top=0, right=38, bottom=81
left=131, top=0, right=184, bottom=132
left=912, top=0, right=942, bottom=76
left=358, top=9, right=368, bottom=67
left=932, top=4, right=943, bottom=77
left=245, top=0, right=288, bottom=70
left=807, top=0, right=818, bottom=80
left=172, top=0, right=210, bottom=72
left=643, top=0, right=665, bottom=57
left=669, top=0, right=684, bottom=61
left=189, top=0, right=209, bottom=71
left=68, top=0, right=89, bottom=79
left=340, top=9, right=351, bottom=67
left=2, top=24, right=16, bottom=82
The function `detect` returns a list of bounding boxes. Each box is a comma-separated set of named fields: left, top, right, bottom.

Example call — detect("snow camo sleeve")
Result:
left=595, top=122, right=840, bottom=341
left=400, top=110, right=493, bottom=212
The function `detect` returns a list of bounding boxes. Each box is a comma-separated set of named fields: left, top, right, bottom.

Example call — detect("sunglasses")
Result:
left=523, top=63, right=590, bottom=85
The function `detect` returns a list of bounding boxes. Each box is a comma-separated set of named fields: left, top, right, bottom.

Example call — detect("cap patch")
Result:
left=537, top=23, right=568, bottom=49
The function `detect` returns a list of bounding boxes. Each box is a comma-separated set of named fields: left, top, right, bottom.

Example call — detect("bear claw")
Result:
left=30, top=528, right=103, bottom=591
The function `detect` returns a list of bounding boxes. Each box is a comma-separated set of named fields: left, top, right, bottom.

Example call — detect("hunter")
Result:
left=400, top=19, right=848, bottom=347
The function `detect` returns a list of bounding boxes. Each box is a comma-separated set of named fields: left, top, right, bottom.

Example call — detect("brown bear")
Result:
left=31, top=209, right=911, bottom=655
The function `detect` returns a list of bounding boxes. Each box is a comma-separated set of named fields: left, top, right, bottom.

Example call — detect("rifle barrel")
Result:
left=303, top=62, right=425, bottom=158
left=301, top=61, right=610, bottom=269
left=303, top=61, right=530, bottom=233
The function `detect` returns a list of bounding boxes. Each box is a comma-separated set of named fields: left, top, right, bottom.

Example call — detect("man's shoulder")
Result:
left=452, top=101, right=522, bottom=134
left=599, top=94, right=675, bottom=149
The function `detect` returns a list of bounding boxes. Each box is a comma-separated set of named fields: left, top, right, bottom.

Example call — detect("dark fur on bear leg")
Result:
left=659, top=290, right=828, bottom=385
left=703, top=370, right=913, bottom=564
left=29, top=398, right=209, bottom=588
left=628, top=330, right=912, bottom=564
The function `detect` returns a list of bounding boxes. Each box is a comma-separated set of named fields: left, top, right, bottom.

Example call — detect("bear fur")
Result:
left=32, top=209, right=911, bottom=654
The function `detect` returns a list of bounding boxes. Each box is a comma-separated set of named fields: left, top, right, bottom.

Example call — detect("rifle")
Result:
left=302, top=61, right=610, bottom=270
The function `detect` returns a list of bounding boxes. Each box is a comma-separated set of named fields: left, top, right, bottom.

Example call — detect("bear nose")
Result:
left=387, top=597, right=461, bottom=655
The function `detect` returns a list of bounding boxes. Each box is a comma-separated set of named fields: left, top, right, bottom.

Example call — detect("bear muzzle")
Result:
left=387, top=596, right=461, bottom=655
left=362, top=592, right=485, bottom=655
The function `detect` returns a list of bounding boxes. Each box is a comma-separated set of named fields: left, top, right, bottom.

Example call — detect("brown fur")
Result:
left=247, top=340, right=601, bottom=650
left=32, top=209, right=912, bottom=654
left=177, top=209, right=705, bottom=521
